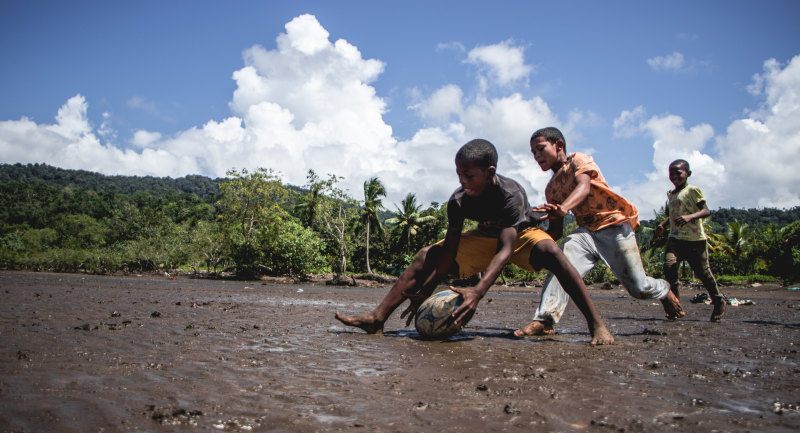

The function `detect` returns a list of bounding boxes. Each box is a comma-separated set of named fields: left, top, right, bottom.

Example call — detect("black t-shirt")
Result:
left=447, top=174, right=535, bottom=236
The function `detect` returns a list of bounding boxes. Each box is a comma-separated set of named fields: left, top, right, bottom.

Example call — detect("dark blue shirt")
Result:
left=447, top=174, right=535, bottom=236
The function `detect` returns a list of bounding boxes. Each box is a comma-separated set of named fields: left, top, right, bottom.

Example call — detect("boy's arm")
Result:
left=556, top=172, right=591, bottom=216
left=451, top=226, right=517, bottom=324
left=655, top=204, right=670, bottom=237
left=534, top=172, right=590, bottom=238
left=655, top=220, right=667, bottom=237
left=676, top=200, right=710, bottom=226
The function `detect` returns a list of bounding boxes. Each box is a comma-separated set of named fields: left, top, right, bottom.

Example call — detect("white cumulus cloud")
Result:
left=1, top=15, right=797, bottom=217
left=0, top=19, right=557, bottom=207
left=616, top=54, right=800, bottom=217
left=647, top=52, right=685, bottom=71
left=0, top=94, right=200, bottom=177
left=466, top=40, right=533, bottom=88
left=0, top=14, right=406, bottom=202
left=413, top=84, right=464, bottom=125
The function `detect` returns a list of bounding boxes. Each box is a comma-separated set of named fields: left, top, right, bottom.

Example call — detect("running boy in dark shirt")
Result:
left=335, top=139, right=614, bottom=345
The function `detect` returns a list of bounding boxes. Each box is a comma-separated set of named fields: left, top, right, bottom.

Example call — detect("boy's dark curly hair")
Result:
left=669, top=159, right=690, bottom=171
left=531, top=127, right=566, bottom=152
left=456, top=139, right=498, bottom=169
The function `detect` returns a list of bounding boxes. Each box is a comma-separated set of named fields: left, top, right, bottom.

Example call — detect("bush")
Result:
left=584, top=262, right=614, bottom=284
left=262, top=219, right=327, bottom=275
left=640, top=247, right=665, bottom=279
left=502, top=264, right=546, bottom=283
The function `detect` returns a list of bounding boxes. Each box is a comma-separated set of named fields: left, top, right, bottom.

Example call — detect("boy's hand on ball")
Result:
left=449, top=286, right=481, bottom=325
left=400, top=301, right=421, bottom=326
left=400, top=287, right=431, bottom=326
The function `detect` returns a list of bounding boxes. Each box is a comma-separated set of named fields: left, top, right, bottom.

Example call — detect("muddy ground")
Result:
left=1, top=271, right=799, bottom=432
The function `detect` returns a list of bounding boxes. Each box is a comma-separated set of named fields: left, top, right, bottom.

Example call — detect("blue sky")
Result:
left=1, top=0, right=799, bottom=218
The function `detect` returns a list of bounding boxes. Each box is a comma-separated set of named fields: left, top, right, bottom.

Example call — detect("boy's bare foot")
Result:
left=590, top=325, right=615, bottom=346
left=334, top=312, right=384, bottom=334
left=710, top=298, right=726, bottom=322
left=661, top=291, right=686, bottom=320
left=512, top=321, right=554, bottom=337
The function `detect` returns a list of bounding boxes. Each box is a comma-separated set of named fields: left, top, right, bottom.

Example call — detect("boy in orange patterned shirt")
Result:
left=514, top=127, right=684, bottom=337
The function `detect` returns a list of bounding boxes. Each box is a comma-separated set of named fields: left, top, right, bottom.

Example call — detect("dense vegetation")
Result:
left=1, top=163, right=798, bottom=284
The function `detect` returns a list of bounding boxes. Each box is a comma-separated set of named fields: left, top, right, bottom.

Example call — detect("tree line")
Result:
left=0, top=164, right=448, bottom=278
left=1, top=163, right=798, bottom=283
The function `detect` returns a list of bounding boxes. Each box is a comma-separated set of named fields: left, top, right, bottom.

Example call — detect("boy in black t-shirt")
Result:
left=335, top=139, right=613, bottom=345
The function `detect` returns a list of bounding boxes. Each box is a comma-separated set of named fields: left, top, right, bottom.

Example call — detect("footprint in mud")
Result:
left=144, top=405, right=203, bottom=426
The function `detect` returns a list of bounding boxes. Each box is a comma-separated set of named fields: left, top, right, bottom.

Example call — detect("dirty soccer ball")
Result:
left=414, top=289, right=474, bottom=340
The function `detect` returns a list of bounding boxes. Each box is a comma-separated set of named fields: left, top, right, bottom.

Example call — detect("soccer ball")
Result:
left=414, top=289, right=473, bottom=340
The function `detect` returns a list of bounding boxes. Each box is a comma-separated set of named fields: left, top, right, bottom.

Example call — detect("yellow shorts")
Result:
left=435, top=227, right=553, bottom=278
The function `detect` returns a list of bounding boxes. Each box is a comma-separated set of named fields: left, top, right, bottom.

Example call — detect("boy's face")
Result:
left=668, top=164, right=690, bottom=187
left=530, top=136, right=563, bottom=172
left=455, top=160, right=495, bottom=197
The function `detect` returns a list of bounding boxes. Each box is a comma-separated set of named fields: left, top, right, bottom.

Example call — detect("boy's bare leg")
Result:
left=521, top=241, right=614, bottom=345
left=670, top=283, right=680, bottom=299
left=335, top=245, right=440, bottom=334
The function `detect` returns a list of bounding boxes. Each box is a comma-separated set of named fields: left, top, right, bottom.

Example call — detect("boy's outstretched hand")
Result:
left=399, top=289, right=428, bottom=326
left=532, top=203, right=567, bottom=219
left=449, top=286, right=481, bottom=326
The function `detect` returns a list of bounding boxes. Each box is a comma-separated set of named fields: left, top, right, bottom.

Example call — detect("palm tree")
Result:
left=295, top=170, right=328, bottom=229
left=751, top=223, right=788, bottom=277
left=361, top=177, right=386, bottom=274
left=709, top=220, right=751, bottom=274
left=386, top=193, right=437, bottom=254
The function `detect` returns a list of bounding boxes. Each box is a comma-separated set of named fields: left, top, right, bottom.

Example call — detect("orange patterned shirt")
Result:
left=545, top=152, right=639, bottom=231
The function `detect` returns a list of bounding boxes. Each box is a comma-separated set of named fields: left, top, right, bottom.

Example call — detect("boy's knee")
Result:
left=413, top=244, right=444, bottom=266
left=416, top=245, right=432, bottom=257
left=409, top=245, right=431, bottom=266
left=529, top=240, right=563, bottom=269
left=534, top=238, right=561, bottom=254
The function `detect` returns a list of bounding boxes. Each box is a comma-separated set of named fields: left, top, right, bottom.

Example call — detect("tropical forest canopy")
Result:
left=1, top=163, right=798, bottom=282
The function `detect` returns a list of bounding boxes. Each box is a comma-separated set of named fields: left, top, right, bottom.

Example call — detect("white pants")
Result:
left=533, top=222, right=670, bottom=324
